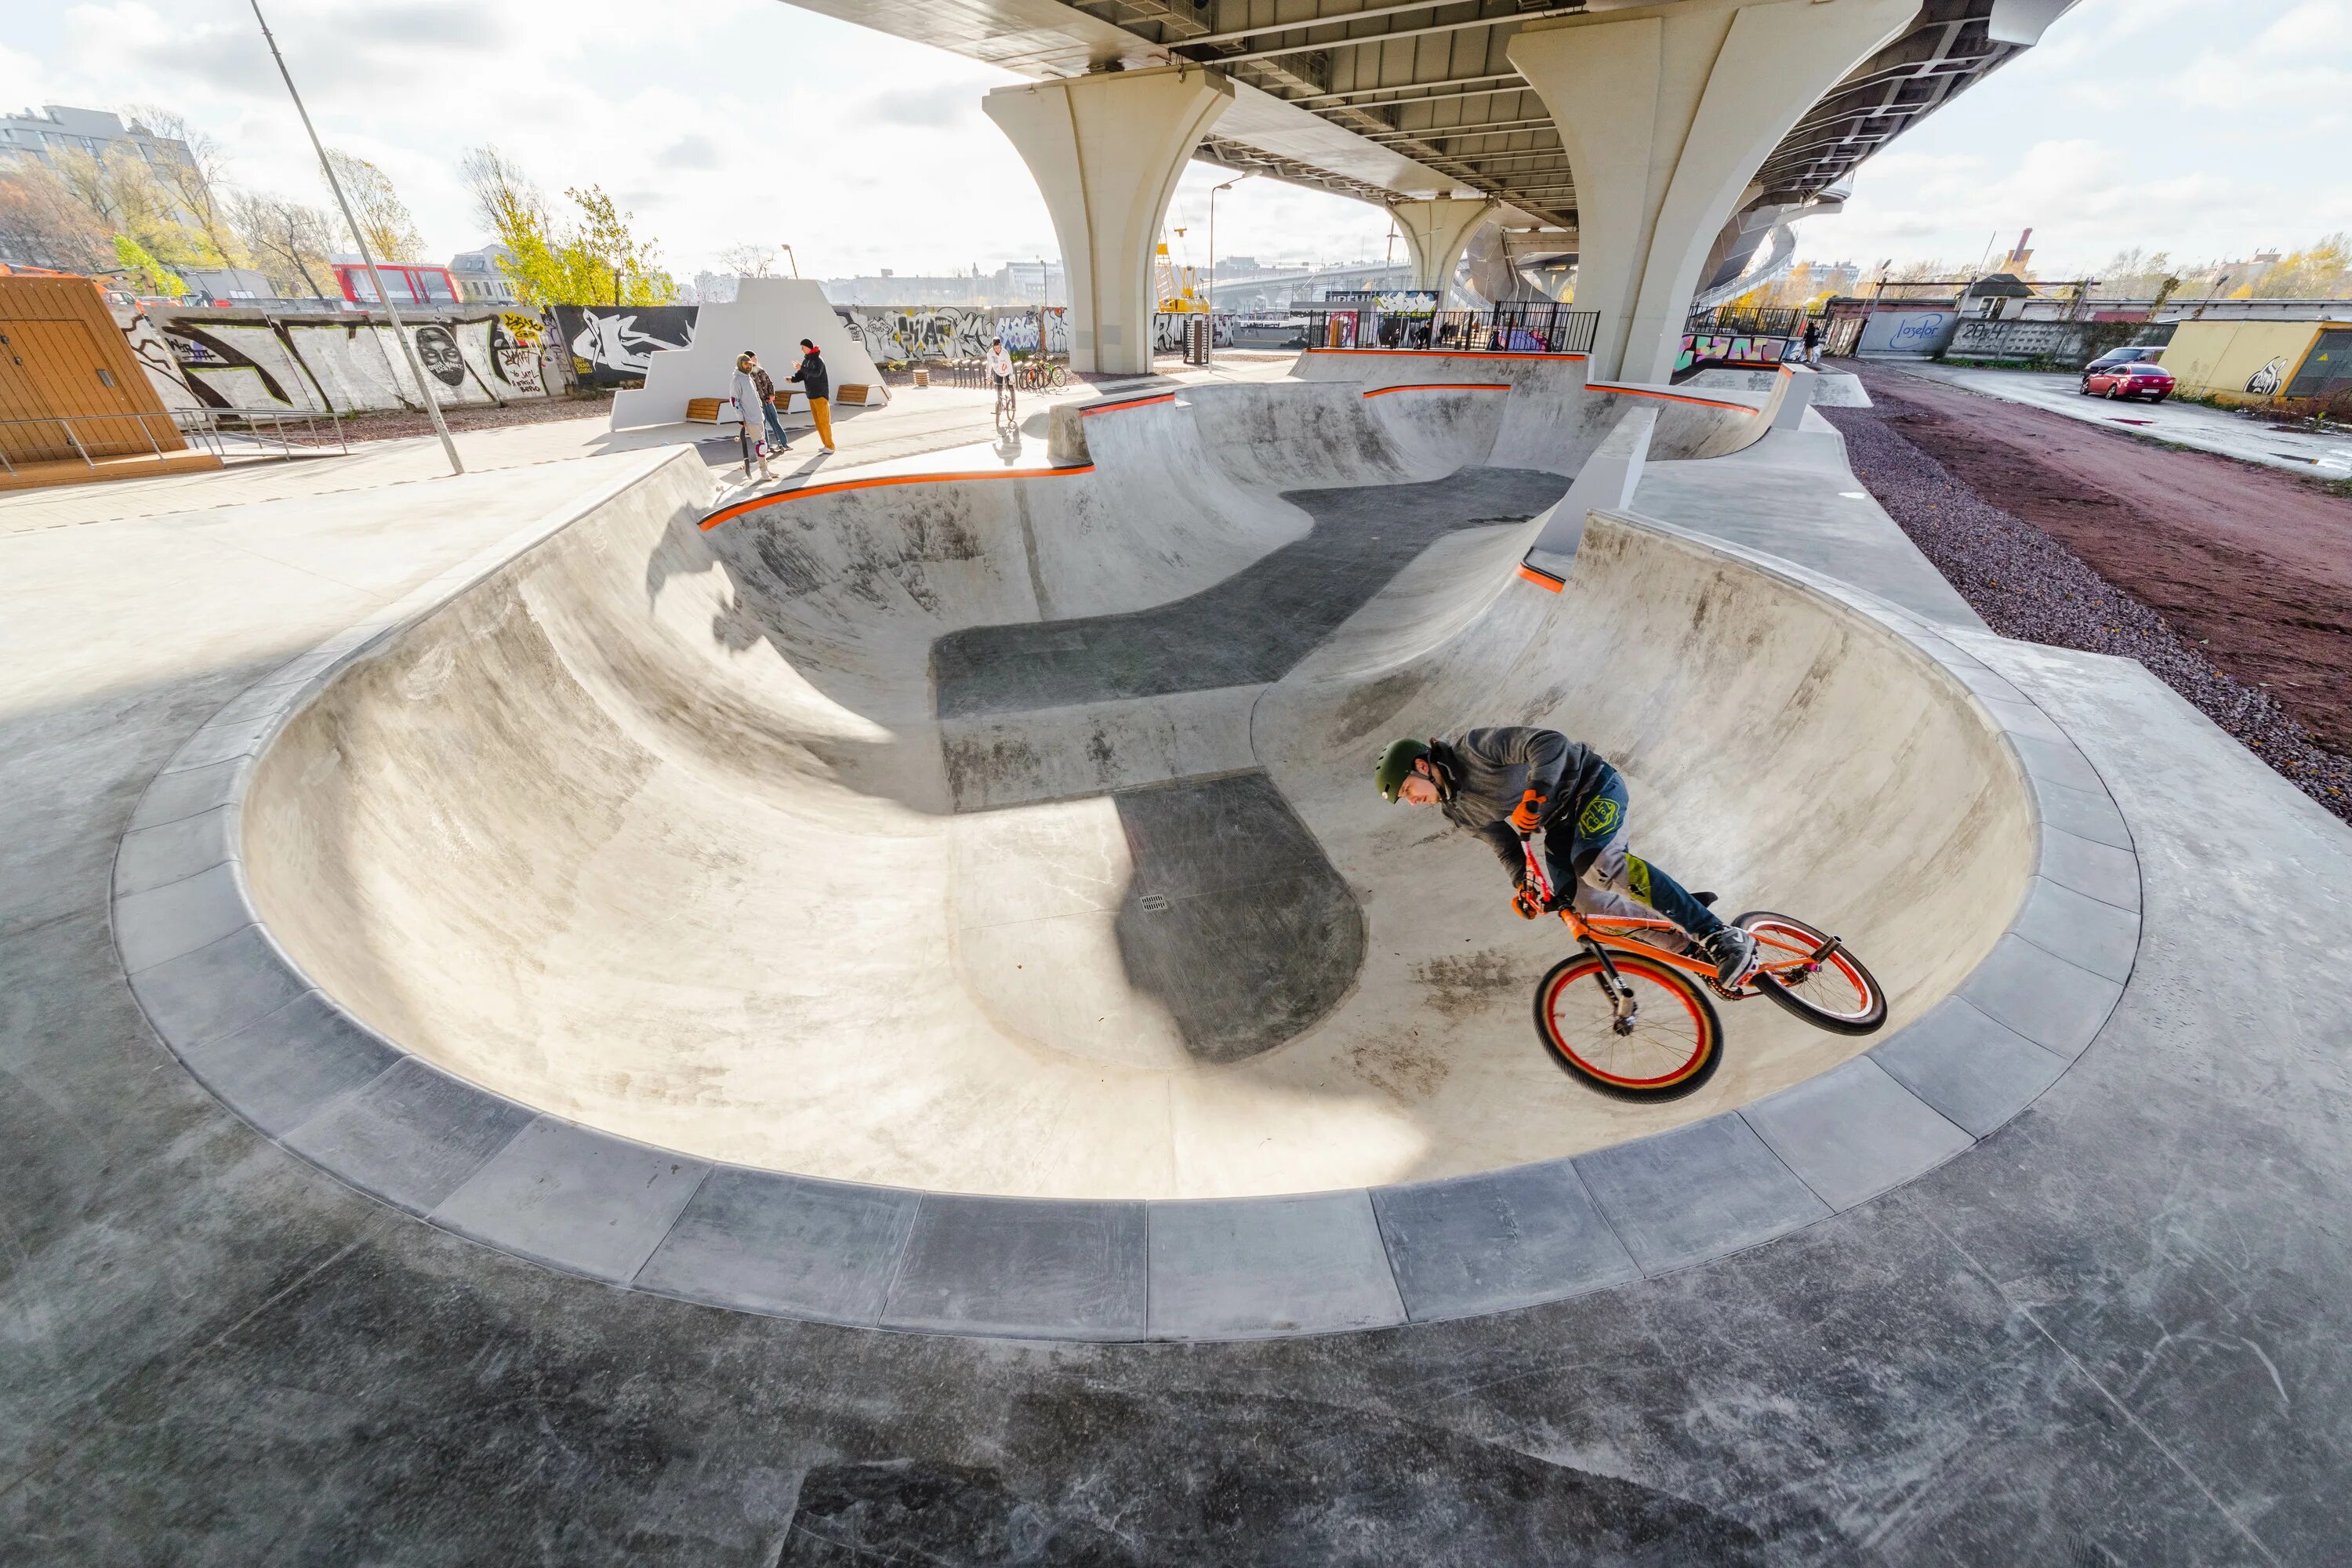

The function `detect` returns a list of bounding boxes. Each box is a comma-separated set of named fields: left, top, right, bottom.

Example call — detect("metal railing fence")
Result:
left=1298, top=303, right=1600, bottom=356
left=0, top=406, right=349, bottom=477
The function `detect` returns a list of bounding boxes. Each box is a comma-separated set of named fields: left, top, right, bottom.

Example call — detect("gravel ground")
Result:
left=1821, top=398, right=2352, bottom=826
left=283, top=392, right=616, bottom=445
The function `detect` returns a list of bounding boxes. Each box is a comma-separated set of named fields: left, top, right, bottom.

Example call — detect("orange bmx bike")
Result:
left=1519, top=837, right=1886, bottom=1101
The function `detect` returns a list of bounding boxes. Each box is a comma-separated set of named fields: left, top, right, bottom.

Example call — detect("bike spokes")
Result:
left=1735, top=911, right=1888, bottom=1036
left=1534, top=952, right=1722, bottom=1100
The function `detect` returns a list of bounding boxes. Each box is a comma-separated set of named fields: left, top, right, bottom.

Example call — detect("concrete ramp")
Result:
left=239, top=372, right=2033, bottom=1202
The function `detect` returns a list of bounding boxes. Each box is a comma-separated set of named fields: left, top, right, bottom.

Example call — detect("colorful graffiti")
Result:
left=1675, top=332, right=1802, bottom=374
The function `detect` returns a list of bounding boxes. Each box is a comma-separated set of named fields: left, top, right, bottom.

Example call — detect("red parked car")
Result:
left=2081, top=359, right=2174, bottom=402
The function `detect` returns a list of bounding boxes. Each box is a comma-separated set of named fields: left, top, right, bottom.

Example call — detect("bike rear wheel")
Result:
left=1534, top=950, right=1722, bottom=1100
left=1735, top=911, right=1887, bottom=1036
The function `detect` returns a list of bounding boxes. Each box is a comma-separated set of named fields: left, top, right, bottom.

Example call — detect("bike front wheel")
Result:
left=1534, top=950, right=1722, bottom=1100
left=1735, top=911, right=1887, bottom=1036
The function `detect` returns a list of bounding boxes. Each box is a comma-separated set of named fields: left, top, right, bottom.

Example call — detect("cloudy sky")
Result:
left=2, top=0, right=2345, bottom=284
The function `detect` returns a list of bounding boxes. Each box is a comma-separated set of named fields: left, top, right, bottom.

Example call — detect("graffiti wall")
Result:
left=150, top=313, right=549, bottom=413
left=840, top=305, right=1069, bottom=363
left=1150, top=312, right=1237, bottom=353
left=1675, top=332, right=1802, bottom=375
left=550, top=304, right=699, bottom=387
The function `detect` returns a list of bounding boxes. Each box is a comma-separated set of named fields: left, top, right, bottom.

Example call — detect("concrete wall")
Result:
left=2158, top=318, right=2346, bottom=405
left=147, top=310, right=551, bottom=415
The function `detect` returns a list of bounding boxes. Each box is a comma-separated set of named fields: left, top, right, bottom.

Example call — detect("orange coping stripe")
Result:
left=700, top=463, right=1094, bottom=532
left=1515, top=561, right=1565, bottom=593
left=1078, top=391, right=1176, bottom=416
left=1586, top=382, right=1762, bottom=415
left=1360, top=382, right=1511, bottom=397
left=1304, top=347, right=1588, bottom=361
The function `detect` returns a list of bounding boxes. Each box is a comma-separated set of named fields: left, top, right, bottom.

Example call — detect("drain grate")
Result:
left=1138, top=892, right=1171, bottom=914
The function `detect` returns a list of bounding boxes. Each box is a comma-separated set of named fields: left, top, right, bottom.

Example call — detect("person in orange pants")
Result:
left=787, top=337, right=837, bottom=453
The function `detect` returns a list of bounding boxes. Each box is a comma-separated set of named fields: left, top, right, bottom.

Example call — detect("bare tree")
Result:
left=322, top=148, right=424, bottom=261
left=717, top=243, right=775, bottom=278
left=230, top=189, right=336, bottom=298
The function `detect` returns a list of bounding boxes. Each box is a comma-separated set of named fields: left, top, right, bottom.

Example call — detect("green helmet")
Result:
left=1374, top=737, right=1431, bottom=802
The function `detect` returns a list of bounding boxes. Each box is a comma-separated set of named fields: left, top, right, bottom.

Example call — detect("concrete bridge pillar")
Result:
left=1389, top=198, right=1493, bottom=298
left=985, top=65, right=1233, bottom=376
left=1509, top=0, right=1914, bottom=383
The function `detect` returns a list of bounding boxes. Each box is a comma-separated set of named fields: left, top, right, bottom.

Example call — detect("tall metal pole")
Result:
left=249, top=0, right=462, bottom=475
left=1208, top=176, right=1246, bottom=368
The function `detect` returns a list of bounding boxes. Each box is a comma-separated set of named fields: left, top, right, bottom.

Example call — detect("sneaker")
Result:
left=1700, top=925, right=1756, bottom=987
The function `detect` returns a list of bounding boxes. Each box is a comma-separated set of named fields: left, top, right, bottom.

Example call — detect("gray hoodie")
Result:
left=1433, top=726, right=1614, bottom=880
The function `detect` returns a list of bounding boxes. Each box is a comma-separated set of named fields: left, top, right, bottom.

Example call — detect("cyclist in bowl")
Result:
left=1376, top=728, right=1755, bottom=986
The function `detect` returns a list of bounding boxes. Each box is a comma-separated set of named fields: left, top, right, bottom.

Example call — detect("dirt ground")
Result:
left=1846, top=362, right=2352, bottom=753
left=290, top=392, right=615, bottom=445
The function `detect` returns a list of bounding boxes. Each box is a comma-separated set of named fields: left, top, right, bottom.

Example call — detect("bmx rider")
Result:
left=1376, top=728, right=1756, bottom=986
left=986, top=336, right=1015, bottom=425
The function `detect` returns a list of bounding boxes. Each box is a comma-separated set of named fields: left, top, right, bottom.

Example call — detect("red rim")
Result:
left=1747, top=917, right=1879, bottom=1021
left=1537, top=956, right=1715, bottom=1090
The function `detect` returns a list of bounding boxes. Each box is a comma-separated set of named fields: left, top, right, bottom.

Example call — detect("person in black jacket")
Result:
left=1374, top=728, right=1755, bottom=985
left=786, top=338, right=837, bottom=452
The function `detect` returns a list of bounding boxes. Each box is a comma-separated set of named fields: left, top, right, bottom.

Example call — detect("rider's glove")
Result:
left=1512, top=885, right=1544, bottom=920
left=1508, top=789, right=1547, bottom=834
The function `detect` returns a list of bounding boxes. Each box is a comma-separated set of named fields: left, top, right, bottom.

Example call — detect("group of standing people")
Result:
left=731, top=339, right=838, bottom=481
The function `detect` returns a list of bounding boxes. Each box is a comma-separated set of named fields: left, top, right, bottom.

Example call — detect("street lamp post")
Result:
left=1207, top=175, right=1249, bottom=367
left=249, top=0, right=461, bottom=476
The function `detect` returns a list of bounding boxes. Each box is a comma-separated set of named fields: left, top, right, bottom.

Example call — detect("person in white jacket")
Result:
left=986, top=336, right=1014, bottom=425
left=731, top=353, right=774, bottom=481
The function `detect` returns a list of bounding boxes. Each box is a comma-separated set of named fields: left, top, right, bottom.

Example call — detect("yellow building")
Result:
left=2157, top=318, right=2352, bottom=406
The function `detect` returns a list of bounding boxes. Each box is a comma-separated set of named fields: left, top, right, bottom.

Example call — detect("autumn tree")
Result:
left=2253, top=234, right=2352, bottom=299
left=125, top=105, right=241, bottom=263
left=323, top=148, right=424, bottom=261
left=0, top=163, right=114, bottom=273
left=459, top=145, right=677, bottom=305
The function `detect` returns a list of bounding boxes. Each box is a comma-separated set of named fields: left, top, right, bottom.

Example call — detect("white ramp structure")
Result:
left=609, top=278, right=886, bottom=431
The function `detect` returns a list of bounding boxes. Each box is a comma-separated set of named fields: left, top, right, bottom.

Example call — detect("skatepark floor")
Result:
left=5, top=372, right=2350, bottom=1561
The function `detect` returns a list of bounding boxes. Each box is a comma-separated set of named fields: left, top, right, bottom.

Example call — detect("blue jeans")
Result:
left=1541, top=769, right=1723, bottom=939
left=760, top=401, right=791, bottom=448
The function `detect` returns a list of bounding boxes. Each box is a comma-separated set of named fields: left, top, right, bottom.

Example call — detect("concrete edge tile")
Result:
left=158, top=708, right=282, bottom=774
left=178, top=988, right=405, bottom=1139
left=1980, top=696, right=2070, bottom=746
left=2035, top=822, right=2141, bottom=913
left=282, top=1055, right=537, bottom=1217
left=880, top=1196, right=1149, bottom=1341
left=1955, top=934, right=2126, bottom=1059
left=2030, top=773, right=2134, bottom=851
left=632, top=1168, right=923, bottom=1327
left=1947, top=662, right=2030, bottom=705
left=428, top=1116, right=712, bottom=1286
left=1144, top=1191, right=1405, bottom=1341
left=1740, top=1058, right=1974, bottom=1212
left=127, top=757, right=245, bottom=831
left=125, top=922, right=308, bottom=1058
left=114, top=804, right=240, bottom=898
left=1370, top=1160, right=1639, bottom=1323
left=112, top=862, right=249, bottom=974
left=1571, top=1115, right=1833, bottom=1277
left=2011, top=876, right=2140, bottom=984
left=1871, top=995, right=2070, bottom=1138
left=2010, top=732, right=2107, bottom=797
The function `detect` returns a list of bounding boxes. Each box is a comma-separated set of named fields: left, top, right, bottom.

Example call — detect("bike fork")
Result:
left=1582, top=942, right=1641, bottom=1034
